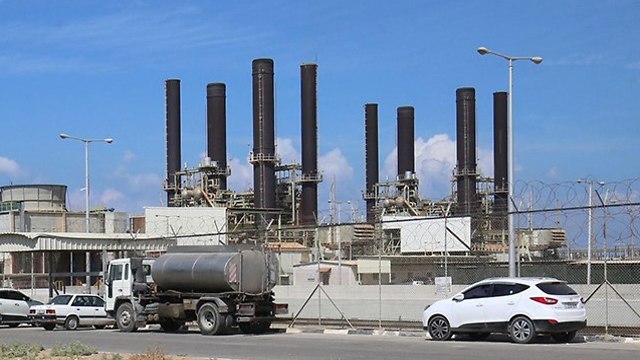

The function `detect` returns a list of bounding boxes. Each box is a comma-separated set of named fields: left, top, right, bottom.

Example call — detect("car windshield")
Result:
left=49, top=295, right=73, bottom=305
left=536, top=282, right=578, bottom=295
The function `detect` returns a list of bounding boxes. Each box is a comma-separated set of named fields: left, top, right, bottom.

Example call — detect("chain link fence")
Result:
left=276, top=178, right=640, bottom=335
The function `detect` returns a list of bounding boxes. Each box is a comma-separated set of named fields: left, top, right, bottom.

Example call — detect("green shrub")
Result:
left=0, top=342, right=44, bottom=358
left=51, top=341, right=97, bottom=357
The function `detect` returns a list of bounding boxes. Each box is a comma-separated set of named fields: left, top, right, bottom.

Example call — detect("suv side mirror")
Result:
left=453, top=293, right=464, bottom=302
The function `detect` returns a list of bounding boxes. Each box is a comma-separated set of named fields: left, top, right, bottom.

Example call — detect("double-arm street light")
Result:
left=60, top=133, right=113, bottom=292
left=477, top=47, right=543, bottom=277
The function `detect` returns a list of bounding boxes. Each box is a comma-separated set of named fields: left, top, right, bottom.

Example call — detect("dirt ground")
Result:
left=31, top=349, right=212, bottom=360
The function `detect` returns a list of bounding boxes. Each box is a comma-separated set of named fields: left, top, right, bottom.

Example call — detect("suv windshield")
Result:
left=49, top=295, right=73, bottom=305
left=536, top=282, right=577, bottom=295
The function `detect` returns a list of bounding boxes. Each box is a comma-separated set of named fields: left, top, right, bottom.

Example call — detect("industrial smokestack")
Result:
left=455, top=87, right=478, bottom=216
left=165, top=79, right=181, bottom=206
left=206, top=83, right=228, bottom=190
left=251, top=58, right=277, bottom=214
left=493, top=91, right=508, bottom=226
left=365, top=103, right=379, bottom=224
left=397, top=106, right=415, bottom=179
left=300, top=64, right=319, bottom=225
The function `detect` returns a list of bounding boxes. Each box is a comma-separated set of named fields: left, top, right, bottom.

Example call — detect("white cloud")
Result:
left=228, top=157, right=253, bottom=192
left=99, top=188, right=125, bottom=204
left=123, top=150, right=136, bottom=162
left=382, top=134, right=493, bottom=200
left=0, top=156, right=21, bottom=177
left=319, top=148, right=353, bottom=181
left=627, top=60, right=640, bottom=70
left=276, top=137, right=300, bottom=164
left=546, top=53, right=606, bottom=66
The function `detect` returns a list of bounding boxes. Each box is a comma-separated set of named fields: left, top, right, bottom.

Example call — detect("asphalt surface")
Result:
left=0, top=325, right=638, bottom=360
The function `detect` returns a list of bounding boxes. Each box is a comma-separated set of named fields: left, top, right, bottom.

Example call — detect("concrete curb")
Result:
left=284, top=327, right=426, bottom=338
left=284, top=328, right=640, bottom=343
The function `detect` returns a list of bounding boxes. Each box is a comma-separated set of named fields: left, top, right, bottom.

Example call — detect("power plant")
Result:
left=158, top=57, right=566, bottom=261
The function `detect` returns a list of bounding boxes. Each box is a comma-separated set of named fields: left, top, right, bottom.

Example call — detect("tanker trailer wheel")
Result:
left=197, top=303, right=222, bottom=335
left=116, top=303, right=138, bottom=332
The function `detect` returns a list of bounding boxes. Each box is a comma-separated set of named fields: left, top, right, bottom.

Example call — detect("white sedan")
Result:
left=29, top=294, right=115, bottom=330
left=422, top=277, right=587, bottom=344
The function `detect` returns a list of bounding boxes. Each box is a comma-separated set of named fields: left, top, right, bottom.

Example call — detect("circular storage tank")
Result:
left=151, top=250, right=275, bottom=294
left=0, top=184, right=67, bottom=211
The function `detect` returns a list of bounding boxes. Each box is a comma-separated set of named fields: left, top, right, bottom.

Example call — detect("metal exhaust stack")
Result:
left=251, top=59, right=277, bottom=215
left=365, top=103, right=379, bottom=224
left=493, top=91, right=508, bottom=228
left=397, top=106, right=415, bottom=180
left=207, top=83, right=228, bottom=190
left=165, top=79, right=181, bottom=206
left=300, top=64, right=319, bottom=225
left=455, top=87, right=478, bottom=216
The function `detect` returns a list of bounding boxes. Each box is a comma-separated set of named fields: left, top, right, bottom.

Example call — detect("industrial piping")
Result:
left=455, top=87, right=478, bottom=217
left=207, top=83, right=228, bottom=190
left=365, top=103, right=379, bottom=224
left=165, top=79, right=181, bottom=206
left=251, top=59, right=277, bottom=216
left=300, top=64, right=319, bottom=225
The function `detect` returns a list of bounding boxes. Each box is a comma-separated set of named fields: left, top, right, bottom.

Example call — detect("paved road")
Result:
left=0, top=326, right=638, bottom=360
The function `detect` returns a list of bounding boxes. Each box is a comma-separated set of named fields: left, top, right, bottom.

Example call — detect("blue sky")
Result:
left=0, top=0, right=638, bottom=220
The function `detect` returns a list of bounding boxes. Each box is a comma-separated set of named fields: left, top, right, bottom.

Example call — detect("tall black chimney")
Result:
left=300, top=64, right=319, bottom=225
left=251, top=59, right=277, bottom=214
left=207, top=83, right=228, bottom=190
left=455, top=87, right=478, bottom=216
left=493, top=91, right=508, bottom=227
left=165, top=79, right=181, bottom=206
left=397, top=106, right=415, bottom=179
left=365, top=103, right=379, bottom=224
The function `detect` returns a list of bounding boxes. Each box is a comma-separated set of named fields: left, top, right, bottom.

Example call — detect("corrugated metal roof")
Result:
left=0, top=232, right=175, bottom=252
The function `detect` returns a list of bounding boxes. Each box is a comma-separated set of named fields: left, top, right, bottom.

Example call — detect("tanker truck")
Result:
left=104, top=245, right=287, bottom=335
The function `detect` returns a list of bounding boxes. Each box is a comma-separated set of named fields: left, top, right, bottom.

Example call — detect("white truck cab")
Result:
left=105, top=258, right=154, bottom=313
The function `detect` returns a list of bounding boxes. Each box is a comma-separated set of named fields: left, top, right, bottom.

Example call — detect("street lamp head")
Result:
left=105, top=138, right=114, bottom=144
left=60, top=133, right=69, bottom=139
left=477, top=47, right=490, bottom=55
left=531, top=57, right=543, bottom=64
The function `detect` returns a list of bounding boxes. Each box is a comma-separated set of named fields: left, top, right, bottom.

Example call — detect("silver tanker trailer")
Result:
left=104, top=245, right=287, bottom=335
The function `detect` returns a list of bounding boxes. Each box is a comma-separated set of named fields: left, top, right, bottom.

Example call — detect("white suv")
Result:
left=422, top=277, right=587, bottom=344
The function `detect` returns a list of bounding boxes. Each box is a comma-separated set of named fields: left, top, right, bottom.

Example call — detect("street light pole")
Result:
left=60, top=133, right=113, bottom=293
left=477, top=47, right=542, bottom=277
left=577, top=179, right=604, bottom=285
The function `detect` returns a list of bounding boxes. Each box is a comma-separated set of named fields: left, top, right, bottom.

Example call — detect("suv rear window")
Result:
left=536, top=282, right=577, bottom=295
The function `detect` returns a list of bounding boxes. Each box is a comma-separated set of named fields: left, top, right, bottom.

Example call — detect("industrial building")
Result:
left=0, top=57, right=574, bottom=291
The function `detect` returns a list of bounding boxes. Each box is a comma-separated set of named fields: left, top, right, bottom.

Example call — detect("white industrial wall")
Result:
left=382, top=215, right=471, bottom=254
left=274, top=284, right=640, bottom=328
left=144, top=207, right=226, bottom=245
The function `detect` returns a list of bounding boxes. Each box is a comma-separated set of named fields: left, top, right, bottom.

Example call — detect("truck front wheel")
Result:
left=197, top=303, right=222, bottom=335
left=116, top=303, right=138, bottom=332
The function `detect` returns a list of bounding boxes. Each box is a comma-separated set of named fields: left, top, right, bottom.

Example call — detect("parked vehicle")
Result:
left=105, top=245, right=288, bottom=335
left=29, top=293, right=115, bottom=330
left=422, top=277, right=587, bottom=344
left=0, top=288, right=43, bottom=327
